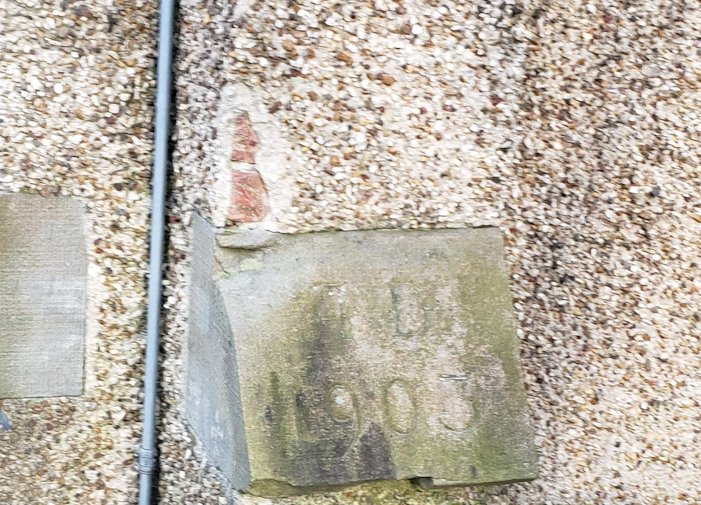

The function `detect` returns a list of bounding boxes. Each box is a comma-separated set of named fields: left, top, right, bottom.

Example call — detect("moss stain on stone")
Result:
left=267, top=371, right=291, bottom=465
left=240, top=257, right=262, bottom=271
left=254, top=285, right=399, bottom=494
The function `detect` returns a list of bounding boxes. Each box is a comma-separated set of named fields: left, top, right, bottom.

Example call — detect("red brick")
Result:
left=227, top=169, right=268, bottom=223
left=231, top=112, right=259, bottom=164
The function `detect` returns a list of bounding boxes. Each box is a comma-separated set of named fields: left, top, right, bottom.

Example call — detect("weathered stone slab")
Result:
left=0, top=194, right=87, bottom=398
left=187, top=215, right=537, bottom=496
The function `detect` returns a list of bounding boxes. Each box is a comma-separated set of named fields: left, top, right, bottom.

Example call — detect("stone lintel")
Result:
left=186, top=215, right=537, bottom=496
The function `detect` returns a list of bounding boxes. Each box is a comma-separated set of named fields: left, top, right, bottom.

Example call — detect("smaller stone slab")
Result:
left=0, top=194, right=87, bottom=398
left=187, top=216, right=537, bottom=496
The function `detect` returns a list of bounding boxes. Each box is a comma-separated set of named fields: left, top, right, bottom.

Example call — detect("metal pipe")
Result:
left=138, top=0, right=175, bottom=502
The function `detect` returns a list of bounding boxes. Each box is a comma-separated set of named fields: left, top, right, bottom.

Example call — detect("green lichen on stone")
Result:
left=244, top=479, right=513, bottom=505
left=240, top=257, right=262, bottom=271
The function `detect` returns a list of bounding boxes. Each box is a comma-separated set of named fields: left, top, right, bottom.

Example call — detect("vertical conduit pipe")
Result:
left=138, top=0, right=175, bottom=503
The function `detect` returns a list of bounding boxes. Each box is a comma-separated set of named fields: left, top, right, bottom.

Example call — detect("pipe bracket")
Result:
left=138, top=447, right=158, bottom=475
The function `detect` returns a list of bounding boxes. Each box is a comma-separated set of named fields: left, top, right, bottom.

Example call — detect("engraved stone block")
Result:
left=187, top=215, right=537, bottom=496
left=0, top=194, right=87, bottom=398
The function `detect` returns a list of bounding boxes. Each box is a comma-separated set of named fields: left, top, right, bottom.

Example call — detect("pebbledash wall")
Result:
left=1, top=1, right=700, bottom=505
left=0, top=1, right=156, bottom=504
left=168, top=0, right=701, bottom=504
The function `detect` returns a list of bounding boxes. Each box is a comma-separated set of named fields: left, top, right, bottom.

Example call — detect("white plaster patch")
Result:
left=210, top=84, right=295, bottom=232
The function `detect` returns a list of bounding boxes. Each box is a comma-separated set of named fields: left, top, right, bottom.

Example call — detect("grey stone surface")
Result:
left=186, top=215, right=537, bottom=496
left=187, top=214, right=250, bottom=487
left=0, top=194, right=87, bottom=398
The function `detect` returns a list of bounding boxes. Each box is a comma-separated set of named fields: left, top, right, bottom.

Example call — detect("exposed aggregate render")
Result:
left=167, top=0, right=701, bottom=504
left=0, top=0, right=700, bottom=504
left=1, top=0, right=156, bottom=503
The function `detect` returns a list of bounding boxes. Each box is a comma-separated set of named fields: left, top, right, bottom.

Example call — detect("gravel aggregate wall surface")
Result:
left=166, top=1, right=700, bottom=504
left=1, top=0, right=699, bottom=504
left=1, top=0, right=156, bottom=503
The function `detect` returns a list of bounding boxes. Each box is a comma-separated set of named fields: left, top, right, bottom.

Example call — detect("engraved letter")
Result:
left=437, top=375, right=476, bottom=432
left=315, top=284, right=348, bottom=340
left=326, top=384, right=361, bottom=456
left=384, top=380, right=417, bottom=434
left=391, top=283, right=426, bottom=335
left=327, top=384, right=356, bottom=423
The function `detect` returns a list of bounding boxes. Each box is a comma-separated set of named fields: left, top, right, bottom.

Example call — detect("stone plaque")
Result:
left=187, top=216, right=537, bottom=496
left=0, top=194, right=87, bottom=398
